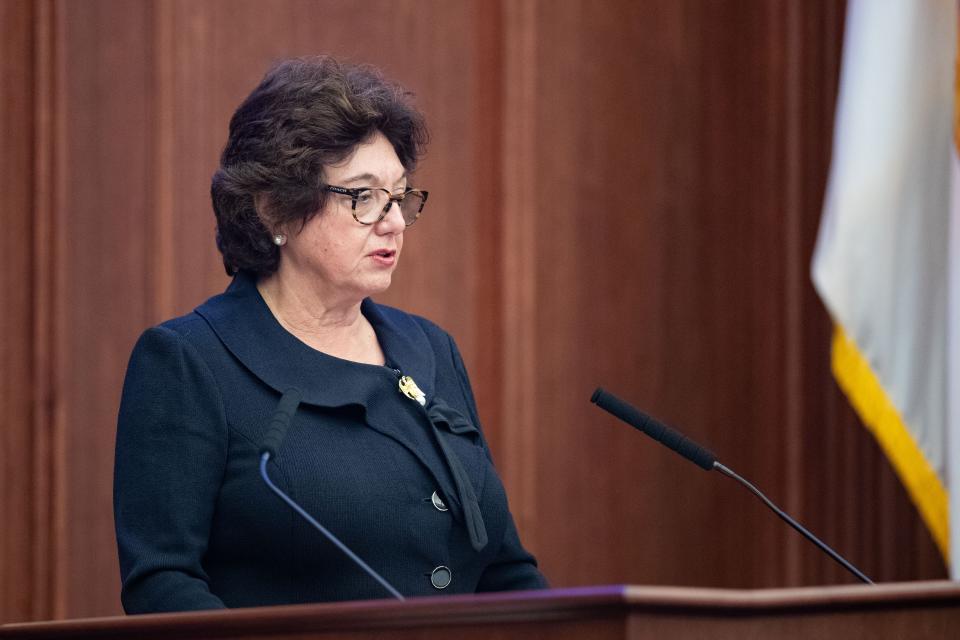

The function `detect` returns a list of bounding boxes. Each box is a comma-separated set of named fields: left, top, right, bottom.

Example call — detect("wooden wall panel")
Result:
left=506, top=0, right=945, bottom=590
left=1, top=0, right=39, bottom=625
left=56, top=0, right=157, bottom=618
left=0, top=0, right=947, bottom=624
left=514, top=0, right=750, bottom=588
left=1, top=0, right=59, bottom=623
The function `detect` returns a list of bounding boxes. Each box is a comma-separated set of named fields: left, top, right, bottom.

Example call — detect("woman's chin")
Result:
left=359, top=272, right=395, bottom=297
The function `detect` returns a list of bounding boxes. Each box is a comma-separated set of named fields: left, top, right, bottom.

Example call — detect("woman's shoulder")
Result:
left=138, top=282, right=244, bottom=350
left=128, top=291, right=233, bottom=370
left=156, top=310, right=213, bottom=337
left=131, top=311, right=217, bottom=354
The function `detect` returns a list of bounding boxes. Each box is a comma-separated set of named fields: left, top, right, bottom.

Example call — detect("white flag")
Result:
left=812, top=0, right=958, bottom=570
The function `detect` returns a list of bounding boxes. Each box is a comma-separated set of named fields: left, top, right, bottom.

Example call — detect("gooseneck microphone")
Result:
left=590, top=388, right=717, bottom=470
left=591, top=387, right=874, bottom=585
left=258, top=388, right=405, bottom=601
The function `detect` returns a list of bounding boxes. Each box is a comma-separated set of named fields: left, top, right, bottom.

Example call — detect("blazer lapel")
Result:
left=194, top=272, right=463, bottom=513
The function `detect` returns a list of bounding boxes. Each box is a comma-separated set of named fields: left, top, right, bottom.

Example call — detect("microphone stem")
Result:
left=259, top=452, right=406, bottom=601
left=713, top=461, right=873, bottom=585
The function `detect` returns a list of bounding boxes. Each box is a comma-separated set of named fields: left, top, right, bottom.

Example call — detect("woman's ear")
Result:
left=254, top=193, right=286, bottom=245
left=253, top=192, right=271, bottom=222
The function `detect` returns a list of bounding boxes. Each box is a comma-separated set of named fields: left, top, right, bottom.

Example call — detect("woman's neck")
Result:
left=256, top=270, right=385, bottom=365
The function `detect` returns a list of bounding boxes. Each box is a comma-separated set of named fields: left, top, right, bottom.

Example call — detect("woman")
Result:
left=114, top=57, right=547, bottom=613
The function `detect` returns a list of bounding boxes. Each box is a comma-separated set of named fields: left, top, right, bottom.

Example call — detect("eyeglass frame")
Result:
left=324, top=185, right=429, bottom=226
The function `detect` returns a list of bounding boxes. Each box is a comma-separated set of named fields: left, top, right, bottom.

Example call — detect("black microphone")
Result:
left=591, top=387, right=874, bottom=585
left=591, top=388, right=716, bottom=470
left=258, top=388, right=405, bottom=600
left=260, top=386, right=303, bottom=458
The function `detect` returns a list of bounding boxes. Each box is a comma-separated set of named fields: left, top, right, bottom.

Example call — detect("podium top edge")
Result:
left=3, top=581, right=959, bottom=637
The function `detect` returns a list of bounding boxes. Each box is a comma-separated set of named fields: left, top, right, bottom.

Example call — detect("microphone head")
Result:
left=260, top=387, right=303, bottom=458
left=591, top=387, right=716, bottom=471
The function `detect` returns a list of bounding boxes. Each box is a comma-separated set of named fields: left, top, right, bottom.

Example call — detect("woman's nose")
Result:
left=376, top=200, right=406, bottom=233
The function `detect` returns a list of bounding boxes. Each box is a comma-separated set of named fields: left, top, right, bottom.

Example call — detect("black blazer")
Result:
left=114, top=271, right=546, bottom=613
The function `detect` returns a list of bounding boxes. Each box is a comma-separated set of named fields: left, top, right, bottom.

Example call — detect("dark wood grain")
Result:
left=0, top=0, right=38, bottom=625
left=516, top=0, right=804, bottom=588
left=54, top=0, right=157, bottom=618
left=0, top=0, right=60, bottom=623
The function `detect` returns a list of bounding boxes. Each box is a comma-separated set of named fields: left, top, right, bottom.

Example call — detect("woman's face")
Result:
left=281, top=131, right=408, bottom=304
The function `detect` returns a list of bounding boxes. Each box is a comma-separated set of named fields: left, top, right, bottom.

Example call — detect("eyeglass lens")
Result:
left=354, top=189, right=425, bottom=225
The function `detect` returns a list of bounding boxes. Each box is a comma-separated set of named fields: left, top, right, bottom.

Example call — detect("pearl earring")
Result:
left=273, top=234, right=286, bottom=246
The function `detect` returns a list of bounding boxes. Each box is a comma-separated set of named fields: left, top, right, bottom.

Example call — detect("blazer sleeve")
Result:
left=444, top=334, right=549, bottom=592
left=476, top=511, right=549, bottom=592
left=114, top=326, right=229, bottom=613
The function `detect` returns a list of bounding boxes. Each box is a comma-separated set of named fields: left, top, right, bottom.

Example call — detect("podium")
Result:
left=2, top=582, right=959, bottom=639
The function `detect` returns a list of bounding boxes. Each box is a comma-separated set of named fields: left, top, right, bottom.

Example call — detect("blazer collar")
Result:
left=194, top=271, right=436, bottom=408
left=196, top=272, right=485, bottom=546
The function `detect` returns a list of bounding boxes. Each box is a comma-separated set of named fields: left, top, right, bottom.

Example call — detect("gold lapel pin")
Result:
left=398, top=375, right=426, bottom=406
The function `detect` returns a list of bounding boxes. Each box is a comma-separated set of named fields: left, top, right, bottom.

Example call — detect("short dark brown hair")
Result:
left=211, top=56, right=429, bottom=276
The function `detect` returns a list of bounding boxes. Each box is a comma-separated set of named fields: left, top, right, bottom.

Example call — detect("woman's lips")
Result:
left=369, top=249, right=397, bottom=267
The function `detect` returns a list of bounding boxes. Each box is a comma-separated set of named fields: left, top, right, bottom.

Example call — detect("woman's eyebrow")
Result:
left=340, top=172, right=377, bottom=185
left=340, top=171, right=408, bottom=186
